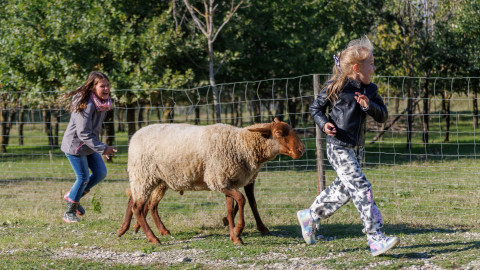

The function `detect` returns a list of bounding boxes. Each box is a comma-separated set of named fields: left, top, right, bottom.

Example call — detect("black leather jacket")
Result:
left=310, top=79, right=388, bottom=147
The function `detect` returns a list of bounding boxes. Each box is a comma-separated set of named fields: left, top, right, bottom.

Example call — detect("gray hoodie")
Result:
left=61, top=98, right=107, bottom=156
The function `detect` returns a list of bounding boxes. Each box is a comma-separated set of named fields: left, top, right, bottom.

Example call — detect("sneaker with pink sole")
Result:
left=64, top=191, right=85, bottom=216
left=368, top=231, right=400, bottom=256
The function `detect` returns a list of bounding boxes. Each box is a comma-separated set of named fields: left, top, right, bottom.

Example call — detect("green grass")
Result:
left=1, top=163, right=480, bottom=269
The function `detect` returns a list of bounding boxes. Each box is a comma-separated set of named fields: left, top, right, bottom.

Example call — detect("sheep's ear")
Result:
left=273, top=117, right=280, bottom=123
left=247, top=127, right=272, bottom=138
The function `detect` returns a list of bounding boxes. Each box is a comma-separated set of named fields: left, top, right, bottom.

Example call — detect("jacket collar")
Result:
left=346, top=78, right=362, bottom=89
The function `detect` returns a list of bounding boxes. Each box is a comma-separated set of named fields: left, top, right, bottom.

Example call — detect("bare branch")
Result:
left=183, top=0, right=208, bottom=37
left=192, top=6, right=204, bottom=18
left=212, top=0, right=243, bottom=42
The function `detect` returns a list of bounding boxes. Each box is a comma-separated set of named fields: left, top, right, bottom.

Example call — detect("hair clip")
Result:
left=333, top=54, right=341, bottom=72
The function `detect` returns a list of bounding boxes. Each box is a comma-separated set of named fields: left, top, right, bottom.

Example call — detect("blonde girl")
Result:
left=297, top=36, right=399, bottom=256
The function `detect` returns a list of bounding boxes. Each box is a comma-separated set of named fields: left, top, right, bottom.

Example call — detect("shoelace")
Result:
left=370, top=232, right=387, bottom=242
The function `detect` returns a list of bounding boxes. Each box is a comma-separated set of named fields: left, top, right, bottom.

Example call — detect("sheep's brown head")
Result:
left=248, top=118, right=305, bottom=159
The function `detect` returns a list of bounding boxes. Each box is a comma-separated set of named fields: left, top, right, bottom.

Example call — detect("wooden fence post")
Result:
left=313, top=74, right=326, bottom=194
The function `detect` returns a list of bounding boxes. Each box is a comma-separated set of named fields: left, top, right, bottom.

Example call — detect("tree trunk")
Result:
left=137, top=106, right=145, bottom=129
left=195, top=106, right=200, bottom=125
left=117, top=108, right=125, bottom=132
left=287, top=96, right=298, bottom=129
left=406, top=81, right=414, bottom=150
left=145, top=105, right=151, bottom=125
left=403, top=0, right=415, bottom=150
left=275, top=89, right=285, bottom=121
left=252, top=100, right=261, bottom=124
left=394, top=95, right=400, bottom=114
left=54, top=110, right=60, bottom=146
left=208, top=40, right=221, bottom=123
left=126, top=104, right=136, bottom=141
left=102, top=109, right=115, bottom=163
left=442, top=90, right=452, bottom=143
left=163, top=100, right=175, bottom=123
left=224, top=100, right=229, bottom=122
left=236, top=97, right=243, bottom=127
left=473, top=84, right=478, bottom=129
left=422, top=77, right=430, bottom=144
left=230, top=92, right=235, bottom=126
left=264, top=101, right=273, bottom=122
left=1, top=110, right=14, bottom=153
left=43, top=109, right=54, bottom=148
left=18, top=106, right=25, bottom=145
left=156, top=107, right=162, bottom=123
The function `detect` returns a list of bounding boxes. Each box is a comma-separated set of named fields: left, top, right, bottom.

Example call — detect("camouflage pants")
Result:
left=310, top=144, right=383, bottom=234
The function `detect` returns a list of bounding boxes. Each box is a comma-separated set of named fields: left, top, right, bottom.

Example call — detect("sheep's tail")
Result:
left=125, top=188, right=132, bottom=197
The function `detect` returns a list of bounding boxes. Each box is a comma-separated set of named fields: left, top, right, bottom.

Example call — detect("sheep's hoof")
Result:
left=233, top=238, right=244, bottom=246
left=222, top=217, right=228, bottom=226
left=259, top=227, right=270, bottom=235
left=148, top=237, right=161, bottom=244
left=160, top=230, right=171, bottom=236
left=117, top=227, right=128, bottom=237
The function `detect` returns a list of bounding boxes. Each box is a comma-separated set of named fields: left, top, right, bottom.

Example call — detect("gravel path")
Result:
left=4, top=231, right=480, bottom=269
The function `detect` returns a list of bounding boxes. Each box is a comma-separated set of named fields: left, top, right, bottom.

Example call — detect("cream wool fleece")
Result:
left=128, top=123, right=280, bottom=202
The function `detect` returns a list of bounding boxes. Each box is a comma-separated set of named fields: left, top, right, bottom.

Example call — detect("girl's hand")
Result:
left=355, top=92, right=370, bottom=109
left=323, top=122, right=337, bottom=136
left=103, top=146, right=117, bottom=159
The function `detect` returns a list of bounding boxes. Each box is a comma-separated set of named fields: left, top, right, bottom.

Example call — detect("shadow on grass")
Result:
left=270, top=222, right=468, bottom=241
left=379, top=240, right=480, bottom=259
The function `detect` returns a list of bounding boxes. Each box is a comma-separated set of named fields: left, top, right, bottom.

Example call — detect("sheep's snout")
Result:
left=290, top=144, right=305, bottom=159
left=281, top=139, right=305, bottom=159
left=296, top=144, right=306, bottom=158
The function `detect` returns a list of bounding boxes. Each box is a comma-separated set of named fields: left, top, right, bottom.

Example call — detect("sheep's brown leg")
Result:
left=223, top=201, right=238, bottom=226
left=244, top=181, right=270, bottom=235
left=224, top=195, right=238, bottom=243
left=133, top=200, right=160, bottom=244
left=150, top=202, right=171, bottom=235
left=133, top=197, right=151, bottom=233
left=149, top=187, right=170, bottom=235
left=222, top=189, right=245, bottom=245
left=118, top=195, right=134, bottom=236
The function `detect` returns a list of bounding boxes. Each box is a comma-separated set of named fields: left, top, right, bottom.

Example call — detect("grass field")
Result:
left=1, top=169, right=480, bottom=269
left=1, top=96, right=480, bottom=268
left=1, top=155, right=480, bottom=269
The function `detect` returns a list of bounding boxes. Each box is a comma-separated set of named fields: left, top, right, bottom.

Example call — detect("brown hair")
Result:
left=326, top=36, right=374, bottom=103
left=63, top=71, right=110, bottom=113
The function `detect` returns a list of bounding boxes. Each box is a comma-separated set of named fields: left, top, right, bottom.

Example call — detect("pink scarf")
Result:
left=90, top=93, right=112, bottom=111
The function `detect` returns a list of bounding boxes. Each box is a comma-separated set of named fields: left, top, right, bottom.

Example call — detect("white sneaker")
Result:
left=368, top=232, right=400, bottom=256
left=297, top=209, right=316, bottom=245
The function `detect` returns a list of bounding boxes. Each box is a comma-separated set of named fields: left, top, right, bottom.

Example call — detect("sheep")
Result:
left=119, top=118, right=305, bottom=245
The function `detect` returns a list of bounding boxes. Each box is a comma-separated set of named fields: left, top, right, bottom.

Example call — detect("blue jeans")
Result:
left=66, top=152, right=107, bottom=202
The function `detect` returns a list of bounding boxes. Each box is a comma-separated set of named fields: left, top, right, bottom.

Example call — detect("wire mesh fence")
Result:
left=1, top=74, right=479, bottom=226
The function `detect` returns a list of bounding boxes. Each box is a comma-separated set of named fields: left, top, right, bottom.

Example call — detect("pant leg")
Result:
left=325, top=144, right=383, bottom=234
left=84, top=152, right=107, bottom=193
left=66, top=154, right=90, bottom=203
left=310, top=176, right=351, bottom=221
left=354, top=146, right=383, bottom=234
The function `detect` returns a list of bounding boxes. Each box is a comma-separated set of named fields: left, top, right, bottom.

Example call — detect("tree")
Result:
left=182, top=0, right=244, bottom=123
left=374, top=0, right=460, bottom=147
left=218, top=0, right=383, bottom=126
